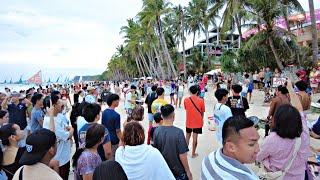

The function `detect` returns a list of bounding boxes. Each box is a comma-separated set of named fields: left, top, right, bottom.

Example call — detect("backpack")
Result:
left=230, top=96, right=244, bottom=109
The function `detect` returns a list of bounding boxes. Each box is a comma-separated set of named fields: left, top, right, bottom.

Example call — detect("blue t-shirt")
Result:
left=78, top=123, right=111, bottom=161
left=312, top=116, right=320, bottom=136
left=30, top=107, right=44, bottom=132
left=102, top=109, right=121, bottom=145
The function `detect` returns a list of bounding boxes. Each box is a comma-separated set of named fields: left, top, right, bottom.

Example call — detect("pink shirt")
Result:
left=257, top=113, right=311, bottom=180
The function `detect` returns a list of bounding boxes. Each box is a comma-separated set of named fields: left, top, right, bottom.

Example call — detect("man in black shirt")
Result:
left=226, top=84, right=249, bottom=117
left=153, top=104, right=192, bottom=180
left=145, top=85, right=158, bottom=126
left=1, top=92, right=31, bottom=130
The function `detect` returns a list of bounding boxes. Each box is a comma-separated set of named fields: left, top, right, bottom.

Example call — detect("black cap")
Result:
left=19, top=129, right=56, bottom=165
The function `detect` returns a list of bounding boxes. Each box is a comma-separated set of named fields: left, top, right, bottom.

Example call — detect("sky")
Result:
left=0, top=0, right=319, bottom=82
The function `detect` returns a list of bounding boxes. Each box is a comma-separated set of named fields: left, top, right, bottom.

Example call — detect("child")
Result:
left=226, top=84, right=249, bottom=117
left=147, top=112, right=163, bottom=145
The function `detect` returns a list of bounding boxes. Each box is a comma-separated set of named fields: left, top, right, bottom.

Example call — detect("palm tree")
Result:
left=245, top=0, right=296, bottom=70
left=199, top=0, right=220, bottom=68
left=121, top=19, right=146, bottom=77
left=139, top=0, right=178, bottom=78
left=309, top=0, right=319, bottom=65
left=210, top=0, right=248, bottom=46
left=185, top=0, right=203, bottom=47
left=280, top=0, right=305, bottom=32
left=172, top=5, right=187, bottom=80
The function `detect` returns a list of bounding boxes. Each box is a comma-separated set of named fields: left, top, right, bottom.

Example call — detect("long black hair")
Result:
left=93, top=161, right=128, bottom=180
left=0, top=123, right=16, bottom=146
left=72, top=124, right=105, bottom=168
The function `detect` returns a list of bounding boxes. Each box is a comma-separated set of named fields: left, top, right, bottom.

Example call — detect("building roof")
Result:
left=242, top=9, right=320, bottom=39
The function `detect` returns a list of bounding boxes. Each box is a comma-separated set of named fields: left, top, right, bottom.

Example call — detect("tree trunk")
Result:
left=134, top=56, right=145, bottom=76
left=134, top=55, right=142, bottom=77
left=137, top=56, right=146, bottom=78
left=235, top=15, right=242, bottom=47
left=138, top=48, right=152, bottom=76
left=309, top=0, right=319, bottom=65
left=157, top=17, right=177, bottom=78
left=181, top=11, right=187, bottom=81
left=193, top=31, right=196, bottom=47
left=146, top=51, right=159, bottom=78
left=182, top=29, right=187, bottom=81
left=157, top=17, right=177, bottom=77
left=268, top=36, right=284, bottom=70
left=153, top=45, right=165, bottom=79
left=205, top=26, right=211, bottom=69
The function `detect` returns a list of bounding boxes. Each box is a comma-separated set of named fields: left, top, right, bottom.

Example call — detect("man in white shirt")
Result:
left=84, top=87, right=96, bottom=103
left=125, top=85, right=137, bottom=116
left=51, top=95, right=73, bottom=180
left=213, top=88, right=232, bottom=144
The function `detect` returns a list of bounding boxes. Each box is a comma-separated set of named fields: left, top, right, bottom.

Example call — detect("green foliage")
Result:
left=220, top=50, right=240, bottom=72
left=102, top=0, right=310, bottom=79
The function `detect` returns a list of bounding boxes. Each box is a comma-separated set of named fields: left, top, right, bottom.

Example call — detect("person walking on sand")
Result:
left=183, top=85, right=205, bottom=158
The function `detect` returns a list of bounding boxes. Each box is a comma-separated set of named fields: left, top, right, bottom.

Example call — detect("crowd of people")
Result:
left=0, top=66, right=319, bottom=180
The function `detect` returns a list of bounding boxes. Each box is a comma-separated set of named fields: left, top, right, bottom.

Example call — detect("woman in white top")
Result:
left=176, top=81, right=185, bottom=108
left=115, top=122, right=175, bottom=180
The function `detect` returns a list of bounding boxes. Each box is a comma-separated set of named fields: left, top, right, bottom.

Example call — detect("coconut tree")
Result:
left=171, top=5, right=187, bottom=80
left=244, top=0, right=298, bottom=70
left=185, top=0, right=203, bottom=47
left=280, top=0, right=305, bottom=32
left=198, top=0, right=220, bottom=68
left=210, top=0, right=248, bottom=45
left=309, top=0, right=319, bottom=65
left=139, top=0, right=178, bottom=78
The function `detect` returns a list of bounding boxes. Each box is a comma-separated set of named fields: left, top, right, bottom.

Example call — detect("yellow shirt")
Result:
left=151, top=99, right=169, bottom=114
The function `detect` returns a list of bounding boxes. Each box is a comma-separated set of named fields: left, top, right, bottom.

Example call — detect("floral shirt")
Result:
left=75, top=150, right=102, bottom=179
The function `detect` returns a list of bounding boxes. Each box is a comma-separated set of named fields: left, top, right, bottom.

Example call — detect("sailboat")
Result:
left=27, top=71, right=42, bottom=85
left=3, top=80, right=7, bottom=84
left=17, top=75, right=24, bottom=84
left=47, top=78, right=51, bottom=83
left=9, top=78, right=12, bottom=84
left=64, top=77, right=71, bottom=84
left=56, top=76, right=61, bottom=83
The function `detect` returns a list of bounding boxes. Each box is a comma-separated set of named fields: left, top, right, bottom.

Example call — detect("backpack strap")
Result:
left=189, top=97, right=203, bottom=117
left=19, top=167, right=24, bottom=180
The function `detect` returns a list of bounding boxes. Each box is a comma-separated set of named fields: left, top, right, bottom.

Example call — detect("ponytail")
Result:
left=72, top=148, right=85, bottom=168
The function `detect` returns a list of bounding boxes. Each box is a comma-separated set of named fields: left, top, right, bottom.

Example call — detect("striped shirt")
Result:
left=201, top=149, right=259, bottom=180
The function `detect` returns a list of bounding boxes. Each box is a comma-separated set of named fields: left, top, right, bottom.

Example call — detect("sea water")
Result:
left=0, top=84, right=41, bottom=92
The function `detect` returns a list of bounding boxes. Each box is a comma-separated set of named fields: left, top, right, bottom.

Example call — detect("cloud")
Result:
left=0, top=0, right=318, bottom=82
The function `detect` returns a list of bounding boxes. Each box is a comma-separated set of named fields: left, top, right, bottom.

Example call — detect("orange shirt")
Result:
left=184, top=95, right=205, bottom=128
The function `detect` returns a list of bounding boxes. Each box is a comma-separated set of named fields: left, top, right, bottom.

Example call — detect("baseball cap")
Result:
left=11, top=91, right=20, bottom=97
left=87, top=86, right=96, bottom=91
left=19, top=129, right=56, bottom=165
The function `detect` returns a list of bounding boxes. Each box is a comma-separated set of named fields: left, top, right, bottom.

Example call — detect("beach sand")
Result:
left=67, top=85, right=320, bottom=179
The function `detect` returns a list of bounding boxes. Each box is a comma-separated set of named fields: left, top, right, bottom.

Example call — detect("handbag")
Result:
left=258, top=137, right=301, bottom=180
